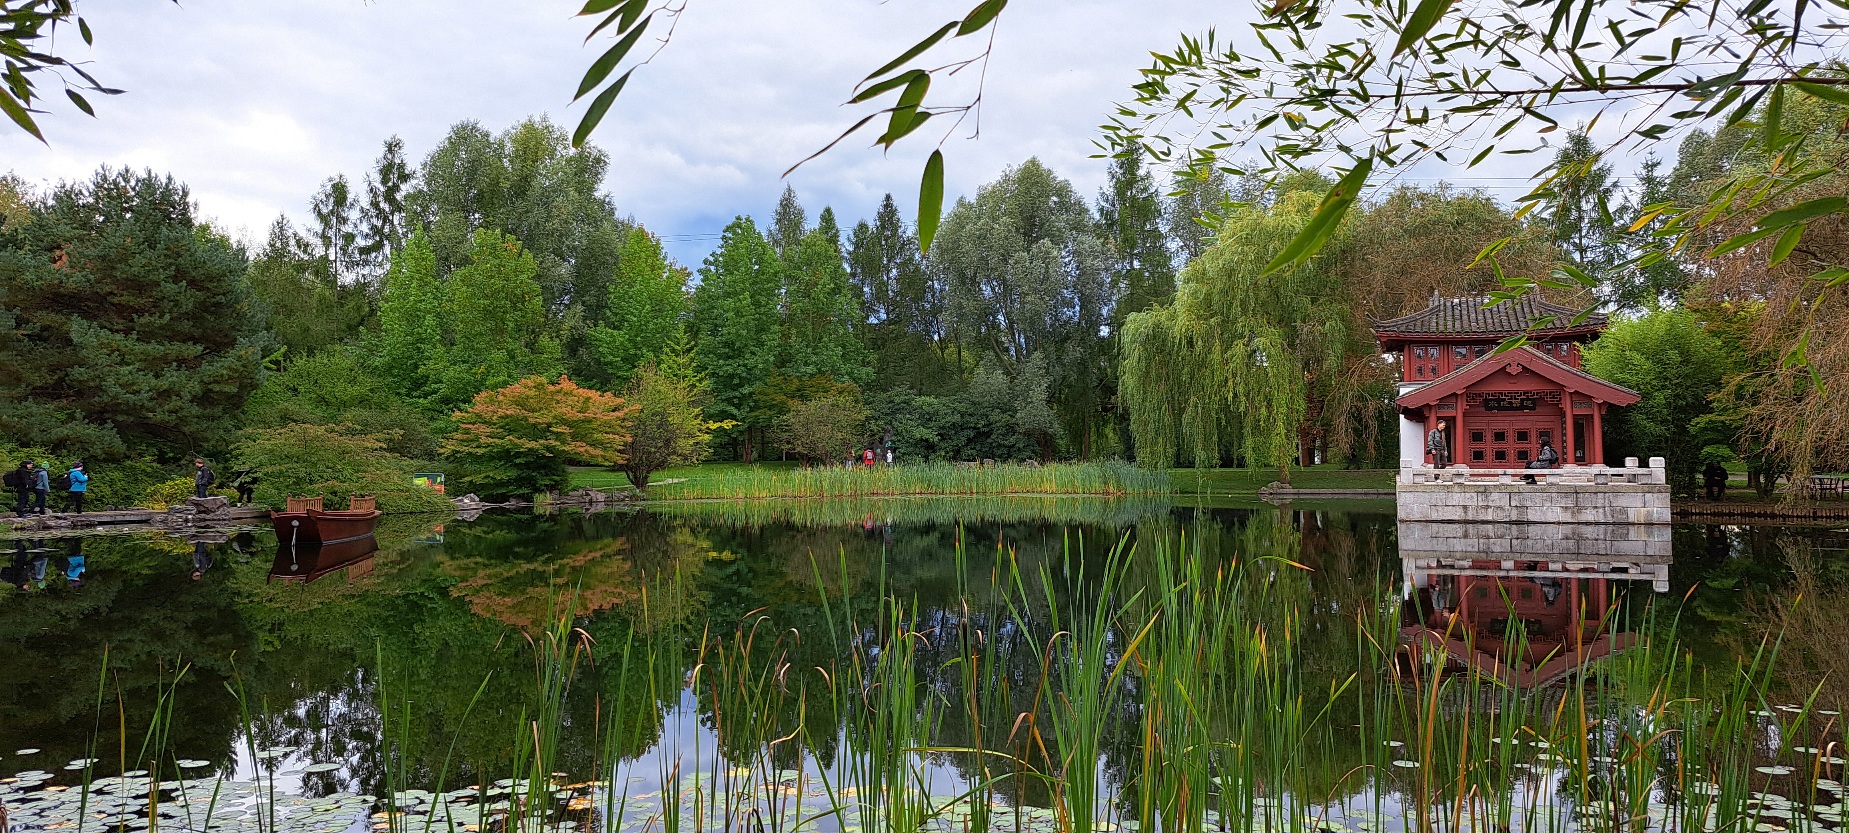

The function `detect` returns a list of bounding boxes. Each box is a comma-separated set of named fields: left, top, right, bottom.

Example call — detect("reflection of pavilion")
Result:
left=1397, top=520, right=1669, bottom=687
left=269, top=536, right=379, bottom=584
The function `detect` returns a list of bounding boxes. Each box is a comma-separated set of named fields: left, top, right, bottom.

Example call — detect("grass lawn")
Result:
left=1169, top=466, right=1395, bottom=494
left=568, top=461, right=798, bottom=491
left=574, top=463, right=1388, bottom=497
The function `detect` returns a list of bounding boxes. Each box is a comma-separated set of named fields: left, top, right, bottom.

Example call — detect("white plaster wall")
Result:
left=1397, top=382, right=1426, bottom=467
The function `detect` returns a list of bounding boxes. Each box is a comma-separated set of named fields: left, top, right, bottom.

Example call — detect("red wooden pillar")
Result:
left=1562, top=398, right=1577, bottom=466
left=1454, top=392, right=1468, bottom=469
left=1590, top=403, right=1604, bottom=466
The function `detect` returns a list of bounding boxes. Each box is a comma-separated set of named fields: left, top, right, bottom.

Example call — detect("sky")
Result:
left=0, top=0, right=1231, bottom=265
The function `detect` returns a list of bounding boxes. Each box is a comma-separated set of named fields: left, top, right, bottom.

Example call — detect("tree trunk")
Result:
left=628, top=467, right=650, bottom=493
left=742, top=427, right=757, bottom=464
left=1278, top=461, right=1292, bottom=487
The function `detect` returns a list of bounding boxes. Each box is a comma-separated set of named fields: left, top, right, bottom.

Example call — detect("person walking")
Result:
left=31, top=461, right=49, bottom=515
left=1426, top=420, right=1451, bottom=468
left=193, top=458, right=216, bottom=499
left=8, top=461, right=31, bottom=517
left=66, top=461, right=88, bottom=514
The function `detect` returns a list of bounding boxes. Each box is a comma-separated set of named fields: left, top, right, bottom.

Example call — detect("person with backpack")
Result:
left=194, top=458, right=216, bottom=499
left=66, top=461, right=88, bottom=514
left=31, top=460, right=49, bottom=515
left=6, top=462, right=30, bottom=517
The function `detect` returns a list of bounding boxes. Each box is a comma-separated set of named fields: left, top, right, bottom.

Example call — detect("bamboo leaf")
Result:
left=575, top=14, right=651, bottom=101
left=1791, top=81, right=1849, bottom=107
left=1756, top=196, right=1847, bottom=229
left=1394, top=0, right=1456, bottom=57
left=65, top=88, right=92, bottom=116
left=1768, top=223, right=1804, bottom=266
left=1709, top=226, right=1780, bottom=256
left=0, top=90, right=45, bottom=143
left=956, top=0, right=1007, bottom=36
left=1262, top=157, right=1372, bottom=275
left=917, top=150, right=945, bottom=254
left=862, top=22, right=959, bottom=86
left=572, top=68, right=633, bottom=148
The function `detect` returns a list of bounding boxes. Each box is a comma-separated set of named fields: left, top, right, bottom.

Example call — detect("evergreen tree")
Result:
left=589, top=227, right=688, bottom=387
left=767, top=185, right=807, bottom=257
left=815, top=206, right=842, bottom=250
left=310, top=174, right=361, bottom=282
left=690, top=217, right=784, bottom=461
left=374, top=228, right=445, bottom=401
left=245, top=216, right=367, bottom=356
left=1098, top=147, right=1175, bottom=325
left=358, top=136, right=413, bottom=272
left=780, top=229, right=871, bottom=385
left=846, top=194, right=946, bottom=388
left=1608, top=156, right=1689, bottom=310
left=0, top=168, right=273, bottom=460
left=1548, top=129, right=1622, bottom=277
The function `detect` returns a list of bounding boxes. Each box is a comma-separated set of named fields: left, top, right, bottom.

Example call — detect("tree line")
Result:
left=3, top=105, right=1842, bottom=501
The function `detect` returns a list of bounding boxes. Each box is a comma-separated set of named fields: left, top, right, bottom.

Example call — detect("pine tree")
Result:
left=690, top=217, right=784, bottom=461
left=767, top=185, right=807, bottom=257
left=358, top=136, right=413, bottom=273
left=0, top=168, right=273, bottom=460
left=1549, top=129, right=1622, bottom=277
left=310, top=174, right=361, bottom=282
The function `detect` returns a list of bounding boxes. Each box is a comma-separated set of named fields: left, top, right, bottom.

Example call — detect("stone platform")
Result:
left=1396, top=456, right=1670, bottom=525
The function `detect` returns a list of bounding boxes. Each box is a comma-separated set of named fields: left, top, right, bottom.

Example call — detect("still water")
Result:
left=0, top=498, right=1844, bottom=833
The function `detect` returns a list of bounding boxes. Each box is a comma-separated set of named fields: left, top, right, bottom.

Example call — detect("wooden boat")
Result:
left=269, top=535, right=379, bottom=584
left=270, top=495, right=381, bottom=545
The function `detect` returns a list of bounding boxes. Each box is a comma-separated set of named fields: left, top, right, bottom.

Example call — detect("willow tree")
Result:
left=1121, top=190, right=1357, bottom=484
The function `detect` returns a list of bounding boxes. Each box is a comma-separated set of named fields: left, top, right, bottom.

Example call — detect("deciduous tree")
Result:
left=690, top=217, right=783, bottom=461
left=444, top=376, right=635, bottom=497
left=589, top=227, right=687, bottom=387
left=620, top=364, right=722, bottom=492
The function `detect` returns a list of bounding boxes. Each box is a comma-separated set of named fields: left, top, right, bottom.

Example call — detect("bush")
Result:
left=443, top=377, right=635, bottom=498
left=0, top=442, right=174, bottom=510
left=234, top=423, right=451, bottom=514
left=142, top=477, right=235, bottom=510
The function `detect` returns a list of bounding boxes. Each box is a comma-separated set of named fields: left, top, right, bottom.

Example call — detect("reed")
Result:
left=15, top=531, right=1844, bottom=833
left=641, top=462, right=1170, bottom=501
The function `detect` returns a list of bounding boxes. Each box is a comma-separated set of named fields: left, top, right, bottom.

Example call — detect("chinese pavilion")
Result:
left=1374, top=294, right=1640, bottom=468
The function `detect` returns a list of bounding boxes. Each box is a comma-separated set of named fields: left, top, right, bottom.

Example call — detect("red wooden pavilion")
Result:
left=1375, top=294, right=1640, bottom=468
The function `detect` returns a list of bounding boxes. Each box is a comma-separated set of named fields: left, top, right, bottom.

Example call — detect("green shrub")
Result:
left=142, top=477, right=235, bottom=510
left=234, top=422, right=452, bottom=514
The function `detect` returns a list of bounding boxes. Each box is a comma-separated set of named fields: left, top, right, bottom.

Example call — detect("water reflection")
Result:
left=0, top=502, right=1844, bottom=833
left=269, top=537, right=380, bottom=584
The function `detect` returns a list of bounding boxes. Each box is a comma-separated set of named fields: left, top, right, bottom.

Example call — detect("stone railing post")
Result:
left=1648, top=456, right=1667, bottom=485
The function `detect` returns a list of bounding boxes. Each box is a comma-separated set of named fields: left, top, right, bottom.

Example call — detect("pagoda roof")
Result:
left=1373, top=293, right=1607, bottom=339
left=1396, top=345, right=1640, bottom=408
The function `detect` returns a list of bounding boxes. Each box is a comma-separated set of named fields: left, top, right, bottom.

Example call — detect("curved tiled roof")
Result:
left=1373, top=294, right=1607, bottom=337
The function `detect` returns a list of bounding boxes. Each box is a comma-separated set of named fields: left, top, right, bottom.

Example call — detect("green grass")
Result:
left=570, top=461, right=1169, bottom=499
left=1167, top=465, right=1395, bottom=494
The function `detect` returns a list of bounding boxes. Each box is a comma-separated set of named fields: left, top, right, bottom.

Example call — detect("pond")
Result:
left=1, top=498, right=1846, bottom=833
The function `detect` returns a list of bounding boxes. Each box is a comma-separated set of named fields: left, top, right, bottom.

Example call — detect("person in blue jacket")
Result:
left=67, top=461, right=89, bottom=514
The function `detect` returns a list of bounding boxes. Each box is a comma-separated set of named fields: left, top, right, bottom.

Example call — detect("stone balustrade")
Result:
left=1395, top=456, right=1671, bottom=525
left=1398, top=456, right=1666, bottom=486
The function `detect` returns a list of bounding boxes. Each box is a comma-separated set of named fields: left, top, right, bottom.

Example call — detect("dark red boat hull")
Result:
left=270, top=509, right=381, bottom=545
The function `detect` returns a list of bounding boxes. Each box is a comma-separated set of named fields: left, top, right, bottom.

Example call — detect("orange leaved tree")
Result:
left=443, top=376, right=637, bottom=498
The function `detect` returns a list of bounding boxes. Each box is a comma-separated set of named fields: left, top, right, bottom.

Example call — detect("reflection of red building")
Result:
left=1398, top=560, right=1652, bottom=687
left=1376, top=295, right=1639, bottom=467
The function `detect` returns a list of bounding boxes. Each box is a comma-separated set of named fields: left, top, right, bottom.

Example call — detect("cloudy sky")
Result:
left=1, top=0, right=1252, bottom=264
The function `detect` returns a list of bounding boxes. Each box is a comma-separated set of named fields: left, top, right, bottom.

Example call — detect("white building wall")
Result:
left=1397, top=382, right=1427, bottom=467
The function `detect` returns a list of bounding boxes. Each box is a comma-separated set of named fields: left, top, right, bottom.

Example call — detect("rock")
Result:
left=454, top=493, right=483, bottom=507
left=187, top=496, right=231, bottom=514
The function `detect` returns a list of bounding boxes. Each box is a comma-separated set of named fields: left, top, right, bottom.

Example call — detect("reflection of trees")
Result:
left=0, top=535, right=255, bottom=776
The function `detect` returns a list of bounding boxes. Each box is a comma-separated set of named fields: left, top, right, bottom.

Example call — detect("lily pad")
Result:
left=1390, top=760, right=1421, bottom=769
left=1757, top=766, right=1796, bottom=776
left=303, top=763, right=341, bottom=774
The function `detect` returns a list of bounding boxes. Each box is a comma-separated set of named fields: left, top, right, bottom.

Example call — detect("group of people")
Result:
left=7, top=460, right=87, bottom=517
left=1425, top=419, right=1561, bottom=484
left=849, top=445, right=894, bottom=468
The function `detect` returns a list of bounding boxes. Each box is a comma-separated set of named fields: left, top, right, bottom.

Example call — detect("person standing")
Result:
left=8, top=461, right=31, bottom=517
left=66, top=461, right=88, bottom=514
left=1426, top=420, right=1451, bottom=468
left=1703, top=462, right=1729, bottom=500
left=193, top=458, right=216, bottom=499
left=31, top=461, right=49, bottom=515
